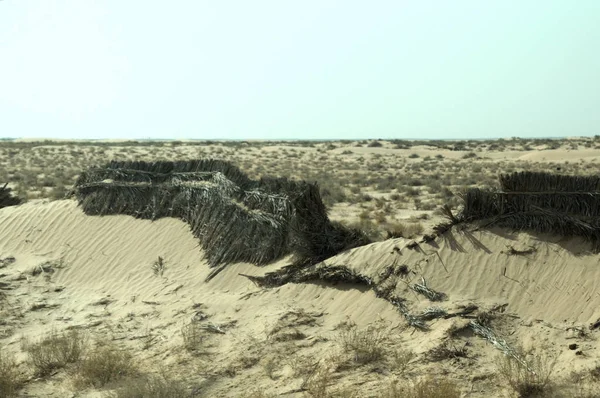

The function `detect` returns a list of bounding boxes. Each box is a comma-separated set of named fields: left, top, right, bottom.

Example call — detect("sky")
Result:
left=0, top=1, right=599, bottom=140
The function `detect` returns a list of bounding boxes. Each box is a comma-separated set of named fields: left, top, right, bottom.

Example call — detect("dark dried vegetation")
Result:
left=443, top=171, right=600, bottom=250
left=73, top=160, right=369, bottom=267
left=0, top=183, right=21, bottom=209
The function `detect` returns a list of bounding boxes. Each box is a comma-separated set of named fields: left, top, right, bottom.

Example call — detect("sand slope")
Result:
left=1, top=200, right=600, bottom=396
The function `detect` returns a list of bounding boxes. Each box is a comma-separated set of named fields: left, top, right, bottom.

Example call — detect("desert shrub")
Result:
left=590, top=362, right=600, bottom=381
left=338, top=323, right=388, bottom=364
left=385, top=222, right=424, bottom=239
left=22, top=329, right=87, bottom=376
left=462, top=152, right=478, bottom=159
left=496, top=350, right=558, bottom=397
left=112, top=374, right=189, bottom=398
left=375, top=176, right=396, bottom=191
left=375, top=212, right=387, bottom=224
left=391, top=140, right=411, bottom=149
left=367, top=162, right=384, bottom=172
left=243, top=390, right=275, bottom=398
left=415, top=201, right=437, bottom=211
left=286, top=353, right=319, bottom=380
left=77, top=343, right=135, bottom=387
left=360, top=193, right=373, bottom=202
left=181, top=322, right=208, bottom=353
left=50, top=182, right=68, bottom=200
left=303, top=366, right=334, bottom=398
left=404, top=187, right=420, bottom=197
left=0, top=350, right=22, bottom=397
left=427, top=341, right=468, bottom=361
left=426, top=180, right=442, bottom=194
left=408, top=153, right=420, bottom=159
left=389, top=349, right=415, bottom=374
left=320, top=184, right=347, bottom=206
left=385, top=377, right=461, bottom=398
left=345, top=219, right=381, bottom=241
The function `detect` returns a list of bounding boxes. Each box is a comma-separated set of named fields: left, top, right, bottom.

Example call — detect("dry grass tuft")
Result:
left=427, top=341, right=468, bottom=362
left=303, top=365, right=332, bottom=398
left=389, top=349, right=416, bottom=373
left=384, top=376, right=461, bottom=398
left=495, top=349, right=558, bottom=397
left=76, top=343, right=135, bottom=387
left=21, top=329, right=87, bottom=377
left=0, top=349, right=22, bottom=397
left=112, top=374, right=189, bottom=398
left=337, top=322, right=388, bottom=364
left=181, top=321, right=209, bottom=354
left=385, top=222, right=424, bottom=239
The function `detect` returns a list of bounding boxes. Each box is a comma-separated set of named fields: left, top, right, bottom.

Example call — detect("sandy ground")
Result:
left=2, top=139, right=600, bottom=397
left=1, top=198, right=600, bottom=397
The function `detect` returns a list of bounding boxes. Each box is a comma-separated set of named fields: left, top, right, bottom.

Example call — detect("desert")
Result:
left=1, top=138, right=600, bottom=397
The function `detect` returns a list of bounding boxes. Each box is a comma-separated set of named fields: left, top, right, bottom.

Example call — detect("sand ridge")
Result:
left=2, top=198, right=600, bottom=396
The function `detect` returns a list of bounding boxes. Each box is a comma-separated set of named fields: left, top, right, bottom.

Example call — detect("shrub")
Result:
left=349, top=185, right=361, bottom=195
left=389, top=349, right=415, bottom=374
left=22, top=329, right=87, bottom=376
left=426, top=180, right=442, bottom=194
left=0, top=350, right=22, bottom=397
left=77, top=343, right=135, bottom=387
left=590, top=362, right=600, bottom=381
left=496, top=350, right=558, bottom=397
left=408, top=153, right=420, bottom=159
left=113, top=374, right=189, bottom=398
left=416, top=201, right=437, bottom=211
left=375, top=212, right=387, bottom=224
left=385, top=377, right=461, bottom=398
left=385, top=222, right=424, bottom=239
left=50, top=182, right=68, bottom=200
left=181, top=322, right=208, bottom=353
left=338, top=323, right=388, bottom=364
left=243, top=390, right=275, bottom=398
left=320, top=185, right=347, bottom=206
left=427, top=341, right=468, bottom=362
left=345, top=219, right=381, bottom=241
left=404, top=187, right=420, bottom=197
left=360, top=193, right=373, bottom=202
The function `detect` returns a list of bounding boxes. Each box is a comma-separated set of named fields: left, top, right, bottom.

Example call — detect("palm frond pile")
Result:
left=457, top=171, right=600, bottom=248
left=73, top=160, right=369, bottom=267
left=0, top=183, right=21, bottom=209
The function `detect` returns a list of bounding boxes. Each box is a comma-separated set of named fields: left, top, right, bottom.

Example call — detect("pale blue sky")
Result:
left=1, top=1, right=599, bottom=140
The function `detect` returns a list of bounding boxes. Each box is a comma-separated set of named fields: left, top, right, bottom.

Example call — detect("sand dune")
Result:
left=2, top=199, right=600, bottom=396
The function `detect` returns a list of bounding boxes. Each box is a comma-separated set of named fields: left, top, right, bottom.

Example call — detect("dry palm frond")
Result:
left=500, top=171, right=600, bottom=193
left=74, top=160, right=370, bottom=268
left=455, top=172, right=600, bottom=250
left=0, top=183, right=21, bottom=209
